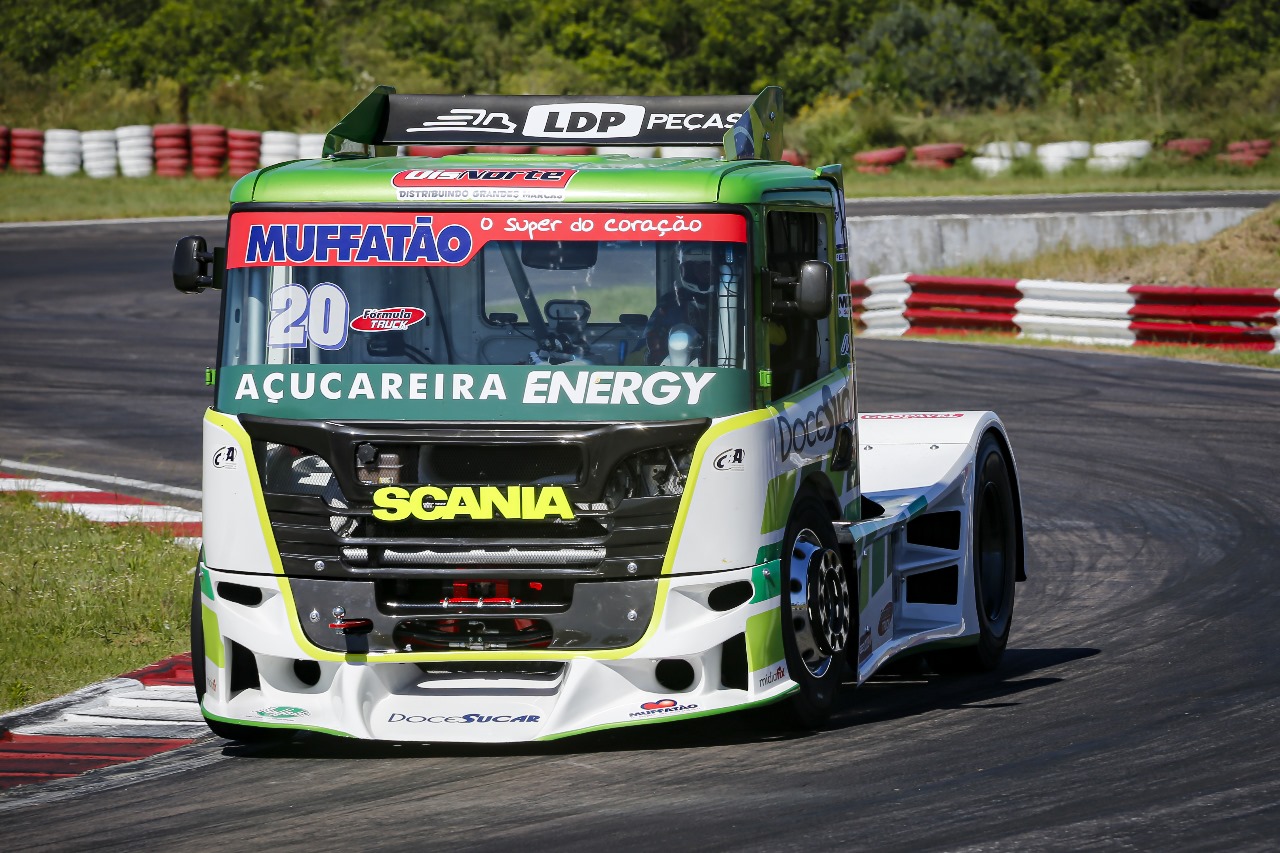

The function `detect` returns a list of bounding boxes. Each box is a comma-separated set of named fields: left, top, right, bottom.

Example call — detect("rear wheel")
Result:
left=932, top=433, right=1017, bottom=673
left=775, top=496, right=852, bottom=728
left=190, top=572, right=294, bottom=744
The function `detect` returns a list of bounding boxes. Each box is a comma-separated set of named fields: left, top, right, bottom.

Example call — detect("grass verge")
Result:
left=876, top=331, right=1280, bottom=370
left=0, top=492, right=196, bottom=714
left=0, top=173, right=235, bottom=223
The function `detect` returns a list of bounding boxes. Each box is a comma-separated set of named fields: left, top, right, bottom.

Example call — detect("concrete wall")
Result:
left=844, top=207, right=1256, bottom=278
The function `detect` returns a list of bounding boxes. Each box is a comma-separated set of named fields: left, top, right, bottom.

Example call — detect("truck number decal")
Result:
left=268, top=283, right=350, bottom=350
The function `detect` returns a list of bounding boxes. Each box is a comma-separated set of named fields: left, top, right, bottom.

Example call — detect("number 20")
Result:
left=268, top=283, right=349, bottom=350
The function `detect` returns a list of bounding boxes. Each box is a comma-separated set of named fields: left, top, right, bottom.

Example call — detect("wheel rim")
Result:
left=787, top=529, right=851, bottom=677
left=976, top=480, right=1011, bottom=623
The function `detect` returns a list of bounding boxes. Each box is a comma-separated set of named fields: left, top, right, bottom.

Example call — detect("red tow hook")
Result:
left=329, top=618, right=374, bottom=635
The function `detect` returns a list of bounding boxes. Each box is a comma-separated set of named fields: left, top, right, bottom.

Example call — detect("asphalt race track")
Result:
left=2, top=213, right=1279, bottom=849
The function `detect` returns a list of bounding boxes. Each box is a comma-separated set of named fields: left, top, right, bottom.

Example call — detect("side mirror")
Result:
left=173, top=235, right=217, bottom=294
left=830, top=423, right=855, bottom=471
left=768, top=260, right=832, bottom=319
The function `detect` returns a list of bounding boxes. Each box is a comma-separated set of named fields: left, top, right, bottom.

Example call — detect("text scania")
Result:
left=232, top=369, right=717, bottom=407
left=776, top=381, right=854, bottom=461
left=244, top=216, right=473, bottom=265
left=372, top=485, right=575, bottom=522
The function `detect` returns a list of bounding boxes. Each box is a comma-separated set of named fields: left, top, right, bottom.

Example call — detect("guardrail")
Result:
left=852, top=274, right=1280, bottom=352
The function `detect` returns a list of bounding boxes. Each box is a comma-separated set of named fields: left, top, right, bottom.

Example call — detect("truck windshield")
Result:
left=221, top=210, right=749, bottom=371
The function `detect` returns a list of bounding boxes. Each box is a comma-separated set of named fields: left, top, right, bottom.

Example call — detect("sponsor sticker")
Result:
left=861, top=413, right=965, bottom=420
left=837, top=293, right=853, bottom=318
left=857, top=629, right=872, bottom=664
left=713, top=448, right=745, bottom=471
left=256, top=706, right=309, bottom=720
left=524, top=104, right=647, bottom=139
left=228, top=212, right=749, bottom=269
left=630, top=699, right=699, bottom=718
left=392, top=168, right=578, bottom=203
left=839, top=333, right=851, bottom=356
left=775, top=382, right=854, bottom=462
left=372, top=485, right=575, bottom=522
left=350, top=306, right=427, bottom=333
left=757, top=664, right=787, bottom=690
left=407, top=107, right=517, bottom=135
left=878, top=601, right=894, bottom=636
left=212, top=446, right=239, bottom=469
left=386, top=712, right=540, bottom=724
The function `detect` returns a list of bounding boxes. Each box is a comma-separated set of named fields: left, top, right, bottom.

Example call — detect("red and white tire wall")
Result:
left=853, top=274, right=1280, bottom=352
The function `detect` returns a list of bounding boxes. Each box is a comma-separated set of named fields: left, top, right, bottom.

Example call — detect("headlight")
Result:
left=261, top=443, right=356, bottom=536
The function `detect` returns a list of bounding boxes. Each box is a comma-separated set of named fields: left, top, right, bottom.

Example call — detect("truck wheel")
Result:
left=775, top=496, right=852, bottom=728
left=932, top=433, right=1017, bottom=673
left=190, top=573, right=294, bottom=744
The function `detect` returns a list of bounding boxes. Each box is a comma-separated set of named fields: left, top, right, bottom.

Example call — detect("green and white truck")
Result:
left=176, top=86, right=1024, bottom=742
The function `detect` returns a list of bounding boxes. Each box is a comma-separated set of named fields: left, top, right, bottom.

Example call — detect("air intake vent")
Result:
left=421, top=444, right=582, bottom=484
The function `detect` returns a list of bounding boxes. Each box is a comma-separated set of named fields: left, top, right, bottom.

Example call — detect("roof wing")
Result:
left=325, top=87, right=784, bottom=160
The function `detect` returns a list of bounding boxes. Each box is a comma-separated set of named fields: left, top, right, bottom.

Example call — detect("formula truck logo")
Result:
left=392, top=168, right=577, bottom=202
left=372, top=485, right=576, bottom=522
left=350, top=307, right=426, bottom=333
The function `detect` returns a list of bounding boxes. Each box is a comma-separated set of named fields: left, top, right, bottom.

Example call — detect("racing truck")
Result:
left=174, top=86, right=1025, bottom=743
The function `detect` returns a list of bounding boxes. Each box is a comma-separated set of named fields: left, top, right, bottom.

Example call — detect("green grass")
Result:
left=0, top=493, right=197, bottom=713
left=0, top=172, right=235, bottom=222
left=876, top=331, right=1280, bottom=370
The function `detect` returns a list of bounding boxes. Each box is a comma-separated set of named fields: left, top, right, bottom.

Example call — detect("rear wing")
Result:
left=323, top=86, right=784, bottom=161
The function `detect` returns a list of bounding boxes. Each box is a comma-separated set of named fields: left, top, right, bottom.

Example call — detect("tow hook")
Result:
left=329, top=618, right=374, bottom=635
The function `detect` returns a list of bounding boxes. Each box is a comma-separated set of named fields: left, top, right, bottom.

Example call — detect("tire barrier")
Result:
left=1165, top=138, right=1212, bottom=160
left=852, top=273, right=1280, bottom=352
left=80, top=129, right=118, bottom=178
left=298, top=132, right=326, bottom=160
left=853, top=146, right=907, bottom=174
left=116, top=125, right=154, bottom=178
left=43, top=129, right=81, bottom=177
left=189, top=124, right=226, bottom=179
left=259, top=130, right=300, bottom=167
left=227, top=129, right=261, bottom=178
left=11, top=129, right=44, bottom=174
left=0, top=126, right=9, bottom=171
left=152, top=124, right=190, bottom=179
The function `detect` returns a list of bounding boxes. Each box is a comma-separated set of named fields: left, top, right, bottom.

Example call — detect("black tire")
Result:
left=932, top=432, right=1018, bottom=673
left=190, top=572, right=294, bottom=744
left=773, top=495, right=853, bottom=728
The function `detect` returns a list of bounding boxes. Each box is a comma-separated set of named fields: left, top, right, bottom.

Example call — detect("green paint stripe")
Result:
left=201, top=604, right=224, bottom=668
left=201, top=707, right=354, bottom=738
left=750, top=561, right=781, bottom=604
left=745, top=609, right=784, bottom=670
left=537, top=687, right=799, bottom=741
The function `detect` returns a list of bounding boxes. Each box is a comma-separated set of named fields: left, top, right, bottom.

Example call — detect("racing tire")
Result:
left=190, top=573, right=295, bottom=744
left=772, top=495, right=853, bottom=729
left=931, top=433, right=1017, bottom=673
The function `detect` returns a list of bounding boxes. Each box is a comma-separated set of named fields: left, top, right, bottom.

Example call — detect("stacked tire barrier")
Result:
left=190, top=124, right=226, bottom=179
left=299, top=133, right=326, bottom=159
left=10, top=129, right=43, bottom=174
left=259, top=131, right=300, bottom=167
left=80, top=130, right=117, bottom=178
left=43, top=130, right=81, bottom=177
left=0, top=126, right=8, bottom=170
left=153, top=124, right=190, bottom=178
left=227, top=129, right=261, bottom=177
left=853, top=274, right=1280, bottom=352
left=116, top=126, right=153, bottom=177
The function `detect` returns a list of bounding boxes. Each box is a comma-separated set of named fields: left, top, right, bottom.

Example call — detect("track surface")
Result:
left=3, top=212, right=1280, bottom=849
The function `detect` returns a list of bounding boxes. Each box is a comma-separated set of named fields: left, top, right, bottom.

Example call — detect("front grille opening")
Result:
left=414, top=661, right=565, bottom=680
left=228, top=641, right=260, bottom=693
left=421, top=444, right=582, bottom=485
left=394, top=616, right=554, bottom=651
left=907, top=511, right=962, bottom=550
left=905, top=565, right=959, bottom=605
left=655, top=658, right=696, bottom=692
left=293, top=659, right=321, bottom=687
left=708, top=581, right=753, bottom=612
left=217, top=582, right=263, bottom=607
left=377, top=578, right=574, bottom=611
left=720, top=633, right=748, bottom=690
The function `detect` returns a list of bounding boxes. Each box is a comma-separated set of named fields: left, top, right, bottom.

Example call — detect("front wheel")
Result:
left=774, top=496, right=853, bottom=728
left=932, top=432, right=1018, bottom=673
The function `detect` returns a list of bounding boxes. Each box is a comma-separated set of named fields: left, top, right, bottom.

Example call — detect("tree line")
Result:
left=1, top=0, right=1277, bottom=129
